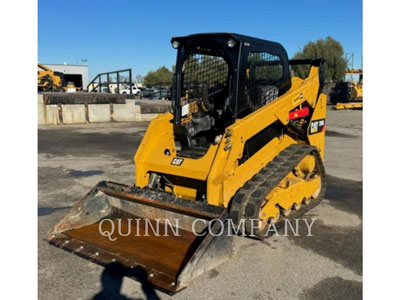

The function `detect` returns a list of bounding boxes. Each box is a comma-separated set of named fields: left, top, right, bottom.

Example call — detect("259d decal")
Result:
left=309, top=119, right=326, bottom=135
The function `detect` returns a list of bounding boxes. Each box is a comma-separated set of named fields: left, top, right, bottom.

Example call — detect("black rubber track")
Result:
left=229, top=144, right=327, bottom=240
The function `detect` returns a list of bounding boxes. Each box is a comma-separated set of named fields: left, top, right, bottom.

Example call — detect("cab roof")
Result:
left=171, top=32, right=283, bottom=48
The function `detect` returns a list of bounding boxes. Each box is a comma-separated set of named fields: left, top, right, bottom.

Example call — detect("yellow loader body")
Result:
left=47, top=33, right=327, bottom=294
left=135, top=65, right=326, bottom=207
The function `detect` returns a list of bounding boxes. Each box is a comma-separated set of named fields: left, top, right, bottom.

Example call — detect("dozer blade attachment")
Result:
left=46, top=181, right=234, bottom=294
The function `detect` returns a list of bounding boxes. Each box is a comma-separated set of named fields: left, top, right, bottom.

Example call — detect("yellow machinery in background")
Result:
left=333, top=69, right=363, bottom=110
left=65, top=81, right=77, bottom=93
left=47, top=33, right=327, bottom=293
left=38, top=63, right=64, bottom=92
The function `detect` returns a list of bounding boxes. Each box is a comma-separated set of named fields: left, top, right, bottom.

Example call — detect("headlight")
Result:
left=227, top=38, right=236, bottom=48
left=172, top=40, right=180, bottom=49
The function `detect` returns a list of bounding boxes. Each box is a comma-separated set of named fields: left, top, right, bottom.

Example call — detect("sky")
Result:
left=38, top=0, right=362, bottom=81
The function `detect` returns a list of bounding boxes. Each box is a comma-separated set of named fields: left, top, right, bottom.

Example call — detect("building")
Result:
left=42, top=64, right=89, bottom=91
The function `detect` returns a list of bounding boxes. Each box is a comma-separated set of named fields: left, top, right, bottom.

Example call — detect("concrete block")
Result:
left=39, top=98, right=159, bottom=125
left=38, top=94, right=46, bottom=125
left=140, top=113, right=158, bottom=121
left=134, top=104, right=142, bottom=121
left=45, top=105, right=61, bottom=125
left=113, top=101, right=136, bottom=122
left=88, top=104, right=111, bottom=123
left=62, top=105, right=86, bottom=124
left=133, top=103, right=158, bottom=121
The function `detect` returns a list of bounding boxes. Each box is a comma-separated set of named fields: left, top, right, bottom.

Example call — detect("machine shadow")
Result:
left=324, top=174, right=362, bottom=218
left=91, top=262, right=161, bottom=300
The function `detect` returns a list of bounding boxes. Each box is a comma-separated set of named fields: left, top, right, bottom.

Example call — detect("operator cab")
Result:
left=171, top=33, right=291, bottom=158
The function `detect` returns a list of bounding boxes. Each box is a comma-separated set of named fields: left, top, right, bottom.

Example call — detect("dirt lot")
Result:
left=38, top=108, right=362, bottom=300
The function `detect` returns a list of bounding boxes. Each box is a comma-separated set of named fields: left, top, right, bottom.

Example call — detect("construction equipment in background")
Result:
left=333, top=102, right=362, bottom=110
left=47, top=33, right=327, bottom=294
left=348, top=69, right=363, bottom=100
left=38, top=63, right=65, bottom=92
left=333, top=69, right=363, bottom=110
left=65, top=81, right=77, bottom=93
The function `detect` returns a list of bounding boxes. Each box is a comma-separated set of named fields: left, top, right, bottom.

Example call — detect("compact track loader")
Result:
left=47, top=33, right=327, bottom=294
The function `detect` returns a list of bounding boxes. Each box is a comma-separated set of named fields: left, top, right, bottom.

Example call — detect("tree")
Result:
left=143, top=66, right=173, bottom=86
left=135, top=74, right=144, bottom=84
left=117, top=75, right=130, bottom=83
left=291, top=37, right=347, bottom=82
